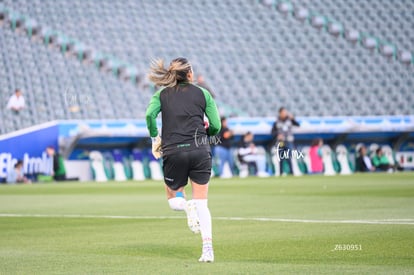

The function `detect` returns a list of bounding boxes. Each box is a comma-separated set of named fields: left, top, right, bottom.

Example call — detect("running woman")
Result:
left=145, top=57, right=221, bottom=262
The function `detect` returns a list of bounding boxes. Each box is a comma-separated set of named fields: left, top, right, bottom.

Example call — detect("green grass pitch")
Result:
left=1, top=173, right=413, bottom=274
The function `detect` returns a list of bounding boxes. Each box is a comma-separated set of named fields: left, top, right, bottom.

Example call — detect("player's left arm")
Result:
left=146, top=89, right=163, bottom=159
left=201, top=88, right=221, bottom=136
left=145, top=89, right=163, bottom=137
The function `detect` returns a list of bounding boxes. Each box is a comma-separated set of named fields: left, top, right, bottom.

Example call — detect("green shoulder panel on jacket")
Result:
left=197, top=85, right=221, bottom=136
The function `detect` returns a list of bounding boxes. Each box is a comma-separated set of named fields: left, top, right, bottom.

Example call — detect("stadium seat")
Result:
left=148, top=153, right=163, bottom=181
left=321, top=145, right=336, bottom=176
left=381, top=145, right=396, bottom=166
left=130, top=149, right=145, bottom=181
left=311, top=15, right=327, bottom=30
left=277, top=1, right=294, bottom=15
left=112, top=150, right=127, bottom=181
left=368, top=143, right=380, bottom=158
left=0, top=4, right=8, bottom=24
left=23, top=18, right=39, bottom=38
left=354, top=143, right=365, bottom=157
left=300, top=146, right=312, bottom=174
left=398, top=50, right=413, bottom=65
left=335, top=145, right=353, bottom=175
left=328, top=22, right=344, bottom=37
left=290, top=154, right=303, bottom=176
left=294, top=7, right=310, bottom=22
left=89, top=151, right=108, bottom=182
left=380, top=43, right=397, bottom=59
left=362, top=36, right=379, bottom=51
left=271, top=152, right=281, bottom=177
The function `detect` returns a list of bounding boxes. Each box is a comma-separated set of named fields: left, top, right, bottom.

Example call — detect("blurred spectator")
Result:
left=6, top=160, right=31, bottom=184
left=270, top=107, right=300, bottom=175
left=309, top=138, right=324, bottom=173
left=196, top=75, right=215, bottom=98
left=355, top=145, right=375, bottom=172
left=46, top=146, right=79, bottom=181
left=238, top=132, right=269, bottom=177
left=372, top=148, right=393, bottom=172
left=6, top=89, right=25, bottom=113
left=214, top=117, right=234, bottom=178
left=46, top=146, right=65, bottom=180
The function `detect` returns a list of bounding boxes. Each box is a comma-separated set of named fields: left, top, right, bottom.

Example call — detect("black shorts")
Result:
left=162, top=149, right=212, bottom=191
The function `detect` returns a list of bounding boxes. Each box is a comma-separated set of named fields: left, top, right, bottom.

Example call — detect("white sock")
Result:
left=168, top=197, right=186, bottom=211
left=194, top=199, right=213, bottom=247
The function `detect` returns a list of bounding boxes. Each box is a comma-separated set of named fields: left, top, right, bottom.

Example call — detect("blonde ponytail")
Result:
left=148, top=58, right=192, bottom=87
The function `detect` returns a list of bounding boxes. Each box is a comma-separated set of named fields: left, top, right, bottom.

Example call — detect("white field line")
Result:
left=0, top=213, right=413, bottom=225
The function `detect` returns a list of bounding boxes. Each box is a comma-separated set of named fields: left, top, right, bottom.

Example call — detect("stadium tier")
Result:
left=1, top=0, right=414, bottom=134
left=286, top=0, right=414, bottom=52
left=0, top=26, right=152, bottom=134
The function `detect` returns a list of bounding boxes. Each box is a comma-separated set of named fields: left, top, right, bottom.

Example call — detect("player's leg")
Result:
left=163, top=153, right=187, bottom=210
left=164, top=184, right=200, bottom=234
left=189, top=150, right=214, bottom=262
left=163, top=152, right=200, bottom=233
left=165, top=185, right=186, bottom=210
left=191, top=181, right=214, bottom=262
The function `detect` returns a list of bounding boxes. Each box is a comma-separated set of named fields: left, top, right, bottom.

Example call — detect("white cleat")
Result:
left=185, top=200, right=200, bottom=234
left=199, top=248, right=214, bottom=263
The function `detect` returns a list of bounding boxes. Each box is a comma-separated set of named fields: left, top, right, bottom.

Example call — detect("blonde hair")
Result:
left=148, top=57, right=192, bottom=87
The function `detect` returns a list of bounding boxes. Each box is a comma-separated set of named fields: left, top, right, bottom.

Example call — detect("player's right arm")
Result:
left=145, top=89, right=163, bottom=137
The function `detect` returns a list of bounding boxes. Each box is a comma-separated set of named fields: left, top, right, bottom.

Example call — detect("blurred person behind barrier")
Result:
left=238, top=132, right=269, bottom=177
left=270, top=107, right=300, bottom=175
left=372, top=148, right=393, bottom=172
left=46, top=146, right=79, bottom=181
left=309, top=138, right=324, bottom=174
left=355, top=145, right=375, bottom=172
left=6, top=89, right=25, bottom=114
left=214, top=117, right=234, bottom=178
left=6, top=160, right=31, bottom=184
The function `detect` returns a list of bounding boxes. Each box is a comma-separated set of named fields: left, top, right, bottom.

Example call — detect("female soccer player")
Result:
left=145, top=57, right=221, bottom=262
